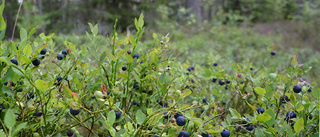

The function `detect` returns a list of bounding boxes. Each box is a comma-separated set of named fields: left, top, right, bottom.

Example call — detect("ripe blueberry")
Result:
left=164, top=112, right=169, bottom=119
left=133, top=53, right=139, bottom=59
left=187, top=67, right=192, bottom=72
left=40, top=48, right=47, bottom=55
left=213, top=62, right=218, bottom=66
left=17, top=88, right=23, bottom=92
left=202, top=97, right=208, bottom=103
left=3, top=82, right=8, bottom=86
left=127, top=50, right=132, bottom=54
left=293, top=85, right=302, bottom=93
left=0, top=105, right=5, bottom=112
left=174, top=113, right=183, bottom=119
left=57, top=76, right=63, bottom=82
left=11, top=58, right=18, bottom=65
left=246, top=125, right=254, bottom=131
left=122, top=66, right=127, bottom=71
left=221, top=129, right=230, bottom=137
left=218, top=80, right=225, bottom=85
left=34, top=111, right=43, bottom=117
left=178, top=130, right=189, bottom=137
left=256, top=107, right=265, bottom=114
left=67, top=130, right=73, bottom=136
left=284, top=111, right=296, bottom=121
left=115, top=111, right=121, bottom=119
left=212, top=78, right=217, bottom=83
left=70, top=108, right=81, bottom=115
left=271, top=51, right=276, bottom=55
left=309, top=115, right=313, bottom=120
left=226, top=79, right=230, bottom=84
left=191, top=66, right=195, bottom=70
left=133, top=82, right=139, bottom=89
left=62, top=50, right=68, bottom=55
left=225, top=86, right=228, bottom=90
left=308, top=87, right=312, bottom=92
left=176, top=116, right=186, bottom=126
left=57, top=54, right=63, bottom=60
left=27, top=92, right=35, bottom=100
left=148, top=90, right=153, bottom=95
left=32, top=59, right=41, bottom=66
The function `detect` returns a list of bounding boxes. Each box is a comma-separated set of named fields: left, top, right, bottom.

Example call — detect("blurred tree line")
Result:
left=2, top=0, right=320, bottom=38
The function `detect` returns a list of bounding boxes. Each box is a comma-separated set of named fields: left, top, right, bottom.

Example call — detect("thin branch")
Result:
left=12, top=0, right=24, bottom=42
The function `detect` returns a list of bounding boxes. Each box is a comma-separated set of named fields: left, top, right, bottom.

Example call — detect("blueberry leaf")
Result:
left=136, top=110, right=146, bottom=125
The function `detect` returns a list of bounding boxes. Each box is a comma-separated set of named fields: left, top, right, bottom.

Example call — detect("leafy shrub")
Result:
left=0, top=2, right=319, bottom=136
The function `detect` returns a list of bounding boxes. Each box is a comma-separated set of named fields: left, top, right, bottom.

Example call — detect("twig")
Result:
left=12, top=0, right=24, bottom=42
left=204, top=109, right=229, bottom=124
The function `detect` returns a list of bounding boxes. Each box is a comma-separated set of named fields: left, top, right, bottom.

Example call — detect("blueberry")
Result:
left=187, top=67, right=192, bottom=72
left=127, top=50, right=132, bottom=54
left=122, top=66, right=127, bottom=71
left=270, top=103, right=274, bottom=107
left=57, top=76, right=63, bottom=82
left=246, top=125, right=254, bottom=131
left=240, top=81, right=244, bottom=84
left=190, top=79, right=195, bottom=83
left=281, top=104, right=285, bottom=108
left=27, top=92, right=35, bottom=100
left=226, top=79, right=230, bottom=84
left=202, top=97, right=208, bottom=103
left=34, top=111, right=43, bottom=117
left=164, top=112, right=169, bottom=119
left=176, top=116, right=186, bottom=126
left=281, top=95, right=290, bottom=102
left=212, top=78, right=217, bottom=83
left=178, top=130, right=189, bottom=137
left=225, top=86, right=228, bottom=90
left=67, top=130, right=73, bottom=136
left=309, top=115, right=313, bottom=120
left=148, top=90, right=153, bottom=95
left=201, top=109, right=205, bottom=113
left=271, top=51, right=276, bottom=55
left=41, top=56, right=45, bottom=59
left=221, top=129, right=230, bottom=137
left=174, top=113, right=183, bottom=119
left=284, top=111, right=296, bottom=121
left=11, top=58, right=18, bottom=65
left=308, top=87, right=312, bottom=92
left=250, top=68, right=253, bottom=70
left=191, top=66, right=195, bottom=70
left=0, top=105, right=5, bottom=112
left=57, top=54, right=63, bottom=60
left=32, top=59, right=41, bottom=66
left=40, top=48, right=47, bottom=55
left=133, top=82, right=139, bottom=89
left=142, top=89, right=146, bottom=93
left=218, top=80, right=225, bottom=85
left=17, top=88, right=23, bottom=92
left=242, top=118, right=250, bottom=126
left=163, top=101, right=168, bottom=107
left=133, top=53, right=139, bottom=59
left=213, top=62, right=218, bottom=66
left=115, top=111, right=121, bottom=119
left=291, top=121, right=295, bottom=127
left=62, top=50, right=68, bottom=55
left=256, top=107, right=265, bottom=114
left=70, top=108, right=81, bottom=115
left=3, top=82, right=8, bottom=86
left=293, top=85, right=302, bottom=93
left=222, top=101, right=226, bottom=105
left=201, top=132, right=212, bottom=137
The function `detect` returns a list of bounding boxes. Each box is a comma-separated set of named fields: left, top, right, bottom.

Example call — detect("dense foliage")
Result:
left=0, top=1, right=319, bottom=137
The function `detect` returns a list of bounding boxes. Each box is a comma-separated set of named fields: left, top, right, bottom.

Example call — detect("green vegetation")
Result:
left=0, top=0, right=319, bottom=137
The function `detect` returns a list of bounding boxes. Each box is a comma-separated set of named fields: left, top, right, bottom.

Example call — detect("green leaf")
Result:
left=28, top=27, right=37, bottom=38
left=312, top=88, right=320, bottom=98
left=0, top=131, right=5, bottom=137
left=147, top=108, right=153, bottom=116
left=255, top=128, right=264, bottom=136
left=20, top=55, right=31, bottom=64
left=20, top=27, right=27, bottom=40
left=23, top=44, right=32, bottom=56
left=0, top=26, right=6, bottom=41
left=254, top=87, right=266, bottom=95
left=294, top=118, right=304, bottom=133
left=229, top=108, right=241, bottom=119
left=266, top=128, right=277, bottom=133
left=291, top=55, right=298, bottom=67
left=256, top=113, right=271, bottom=122
left=4, top=109, right=16, bottom=129
left=0, top=16, right=5, bottom=31
left=13, top=122, right=27, bottom=134
left=136, top=110, right=146, bottom=125
left=107, top=111, right=116, bottom=125
left=0, top=0, right=5, bottom=13
left=35, top=79, right=48, bottom=92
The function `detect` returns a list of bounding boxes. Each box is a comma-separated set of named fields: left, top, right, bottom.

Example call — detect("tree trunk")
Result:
left=36, top=0, right=45, bottom=33
left=186, top=0, right=201, bottom=21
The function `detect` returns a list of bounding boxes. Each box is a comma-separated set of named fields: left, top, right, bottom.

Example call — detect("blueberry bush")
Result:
left=0, top=1, right=319, bottom=137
